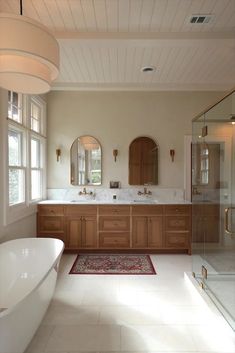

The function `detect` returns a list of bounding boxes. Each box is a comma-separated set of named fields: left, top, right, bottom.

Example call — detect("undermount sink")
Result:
left=192, top=198, right=212, bottom=203
left=132, top=199, right=156, bottom=204
left=70, top=200, right=95, bottom=203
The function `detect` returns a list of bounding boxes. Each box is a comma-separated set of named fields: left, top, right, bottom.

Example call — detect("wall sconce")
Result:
left=56, top=148, right=61, bottom=162
left=170, top=149, right=175, bottom=162
left=113, top=149, right=118, bottom=162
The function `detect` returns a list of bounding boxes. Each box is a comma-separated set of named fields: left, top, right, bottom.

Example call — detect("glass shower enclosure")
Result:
left=192, top=89, right=235, bottom=329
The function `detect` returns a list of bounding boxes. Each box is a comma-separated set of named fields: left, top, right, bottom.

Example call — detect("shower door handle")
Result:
left=225, top=207, right=235, bottom=235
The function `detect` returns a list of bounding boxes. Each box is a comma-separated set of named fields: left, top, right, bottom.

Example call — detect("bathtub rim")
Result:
left=0, top=237, right=64, bottom=318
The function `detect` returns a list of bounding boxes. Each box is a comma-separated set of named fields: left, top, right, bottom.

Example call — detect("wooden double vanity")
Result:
left=37, top=202, right=191, bottom=254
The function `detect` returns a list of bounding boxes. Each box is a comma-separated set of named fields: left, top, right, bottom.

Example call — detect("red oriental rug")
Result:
left=69, top=254, right=156, bottom=275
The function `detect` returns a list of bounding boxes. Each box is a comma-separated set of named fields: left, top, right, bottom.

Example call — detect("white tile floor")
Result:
left=25, top=254, right=235, bottom=353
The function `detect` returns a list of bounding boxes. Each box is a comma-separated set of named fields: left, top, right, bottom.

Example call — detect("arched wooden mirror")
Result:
left=70, top=135, right=102, bottom=185
left=129, top=136, right=158, bottom=185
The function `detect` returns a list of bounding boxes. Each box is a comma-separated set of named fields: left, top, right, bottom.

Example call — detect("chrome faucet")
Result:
left=78, top=187, right=93, bottom=196
left=137, top=187, right=152, bottom=196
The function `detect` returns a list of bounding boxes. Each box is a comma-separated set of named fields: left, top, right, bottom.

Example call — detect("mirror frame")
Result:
left=70, top=135, right=102, bottom=186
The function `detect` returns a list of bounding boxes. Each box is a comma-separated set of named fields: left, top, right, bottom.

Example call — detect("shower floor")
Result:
left=193, top=251, right=235, bottom=329
left=205, top=275, right=235, bottom=323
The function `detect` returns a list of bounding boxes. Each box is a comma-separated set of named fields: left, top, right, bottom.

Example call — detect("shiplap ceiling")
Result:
left=1, top=0, right=235, bottom=91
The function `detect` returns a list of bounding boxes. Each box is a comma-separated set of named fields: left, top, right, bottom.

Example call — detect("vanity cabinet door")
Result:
left=81, top=216, right=97, bottom=248
left=67, top=216, right=97, bottom=249
left=37, top=205, right=67, bottom=245
left=132, top=207, right=163, bottom=249
left=65, top=205, right=98, bottom=250
left=148, top=216, right=163, bottom=248
left=132, top=216, right=163, bottom=248
left=132, top=216, right=148, bottom=248
left=67, top=218, right=82, bottom=249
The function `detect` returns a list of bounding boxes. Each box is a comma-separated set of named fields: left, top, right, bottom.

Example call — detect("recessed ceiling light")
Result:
left=141, top=66, right=156, bottom=73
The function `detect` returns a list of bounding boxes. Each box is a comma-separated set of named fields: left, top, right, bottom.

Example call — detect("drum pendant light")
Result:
left=0, top=0, right=59, bottom=94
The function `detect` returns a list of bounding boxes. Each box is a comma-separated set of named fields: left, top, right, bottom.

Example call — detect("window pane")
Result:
left=31, top=102, right=41, bottom=132
left=13, top=92, right=18, bottom=106
left=8, top=91, right=22, bottom=123
left=31, top=118, right=39, bottom=132
left=201, top=148, right=209, bottom=156
left=201, top=171, right=209, bottom=184
left=90, top=149, right=101, bottom=184
left=9, top=169, right=25, bottom=205
left=31, top=170, right=41, bottom=200
left=8, top=130, right=22, bottom=166
left=31, top=138, right=40, bottom=168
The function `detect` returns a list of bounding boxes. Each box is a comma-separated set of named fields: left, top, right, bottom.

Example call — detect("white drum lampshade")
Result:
left=0, top=13, right=59, bottom=94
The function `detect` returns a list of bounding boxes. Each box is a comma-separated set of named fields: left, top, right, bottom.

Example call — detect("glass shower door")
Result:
left=192, top=90, right=235, bottom=329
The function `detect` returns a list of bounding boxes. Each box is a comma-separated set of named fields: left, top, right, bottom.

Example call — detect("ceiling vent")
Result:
left=189, top=14, right=214, bottom=24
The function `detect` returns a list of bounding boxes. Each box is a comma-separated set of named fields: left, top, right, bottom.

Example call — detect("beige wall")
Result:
left=47, top=90, right=224, bottom=189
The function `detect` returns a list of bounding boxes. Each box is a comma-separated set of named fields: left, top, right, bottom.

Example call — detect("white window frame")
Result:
left=29, top=133, right=46, bottom=202
left=4, top=92, right=47, bottom=225
left=8, top=123, right=26, bottom=207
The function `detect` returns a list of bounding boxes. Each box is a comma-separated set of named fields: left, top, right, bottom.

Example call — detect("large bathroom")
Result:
left=0, top=1, right=235, bottom=353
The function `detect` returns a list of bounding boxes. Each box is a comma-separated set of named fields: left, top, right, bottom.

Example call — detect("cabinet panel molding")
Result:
left=165, top=232, right=189, bottom=248
left=99, top=216, right=130, bottom=231
left=99, top=232, right=130, bottom=248
left=65, top=205, right=97, bottom=215
left=99, top=205, right=130, bottom=216
left=132, top=205, right=163, bottom=215
left=148, top=216, right=163, bottom=248
left=132, top=216, right=148, bottom=248
left=38, top=205, right=64, bottom=216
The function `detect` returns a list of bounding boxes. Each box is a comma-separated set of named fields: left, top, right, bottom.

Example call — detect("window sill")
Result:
left=4, top=203, right=38, bottom=226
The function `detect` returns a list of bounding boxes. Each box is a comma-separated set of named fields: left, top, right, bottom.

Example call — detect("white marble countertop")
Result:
left=38, top=199, right=191, bottom=205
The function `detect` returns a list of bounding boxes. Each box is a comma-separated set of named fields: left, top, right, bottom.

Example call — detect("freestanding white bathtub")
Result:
left=0, top=237, right=64, bottom=353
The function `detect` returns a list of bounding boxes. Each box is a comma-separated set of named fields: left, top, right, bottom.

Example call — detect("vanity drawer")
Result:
left=164, top=205, right=191, bottom=215
left=65, top=205, right=97, bottom=215
left=98, top=205, right=130, bottom=216
left=132, top=205, right=163, bottom=215
left=165, top=216, right=190, bottom=231
left=99, top=216, right=130, bottom=231
left=165, top=232, right=189, bottom=248
left=38, top=216, right=64, bottom=232
left=99, top=232, right=130, bottom=248
left=38, top=205, right=64, bottom=216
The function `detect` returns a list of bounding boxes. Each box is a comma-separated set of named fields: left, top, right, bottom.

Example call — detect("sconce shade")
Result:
left=0, top=13, right=59, bottom=94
